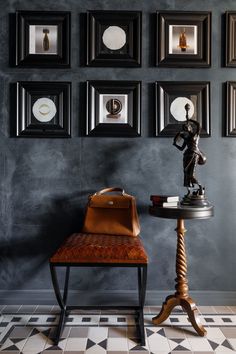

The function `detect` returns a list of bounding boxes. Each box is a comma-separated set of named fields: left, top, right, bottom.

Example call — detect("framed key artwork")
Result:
left=86, top=80, right=141, bottom=136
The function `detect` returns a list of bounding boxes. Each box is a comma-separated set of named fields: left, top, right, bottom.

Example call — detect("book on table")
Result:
left=162, top=201, right=179, bottom=207
left=150, top=195, right=179, bottom=203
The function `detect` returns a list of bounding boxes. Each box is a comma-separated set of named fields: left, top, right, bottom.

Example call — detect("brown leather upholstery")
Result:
left=50, top=233, right=148, bottom=264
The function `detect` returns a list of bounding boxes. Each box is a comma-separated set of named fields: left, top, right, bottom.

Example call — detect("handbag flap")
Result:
left=89, top=195, right=131, bottom=209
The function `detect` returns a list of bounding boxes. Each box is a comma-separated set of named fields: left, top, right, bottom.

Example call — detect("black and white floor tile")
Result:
left=0, top=305, right=236, bottom=353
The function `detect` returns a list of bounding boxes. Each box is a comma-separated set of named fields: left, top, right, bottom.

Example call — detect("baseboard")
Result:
left=0, top=290, right=236, bottom=306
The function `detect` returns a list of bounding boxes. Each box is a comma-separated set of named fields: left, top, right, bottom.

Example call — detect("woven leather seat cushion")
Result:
left=50, top=233, right=148, bottom=264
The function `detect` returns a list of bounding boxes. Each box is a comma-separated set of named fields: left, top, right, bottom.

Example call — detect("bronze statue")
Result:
left=173, top=103, right=209, bottom=206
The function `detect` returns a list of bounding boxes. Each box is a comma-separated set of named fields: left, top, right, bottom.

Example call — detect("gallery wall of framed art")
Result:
left=8, top=9, right=236, bottom=138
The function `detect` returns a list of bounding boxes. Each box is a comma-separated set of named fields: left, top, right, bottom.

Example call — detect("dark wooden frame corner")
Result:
left=157, top=11, right=211, bottom=68
left=86, top=10, right=142, bottom=67
left=225, top=12, right=236, bottom=67
left=225, top=81, right=236, bottom=136
left=155, top=81, right=211, bottom=137
left=15, top=10, right=71, bottom=68
left=86, top=80, right=141, bottom=137
left=16, top=81, right=71, bottom=138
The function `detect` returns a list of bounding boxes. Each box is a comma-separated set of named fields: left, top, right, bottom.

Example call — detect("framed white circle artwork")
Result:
left=170, top=97, right=194, bottom=122
left=102, top=26, right=126, bottom=50
left=32, top=97, right=57, bottom=122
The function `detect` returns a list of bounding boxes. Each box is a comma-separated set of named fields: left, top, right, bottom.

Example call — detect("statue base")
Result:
left=181, top=187, right=211, bottom=207
left=106, top=113, right=121, bottom=119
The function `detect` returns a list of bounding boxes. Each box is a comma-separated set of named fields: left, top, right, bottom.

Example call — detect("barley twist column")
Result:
left=175, top=219, right=188, bottom=298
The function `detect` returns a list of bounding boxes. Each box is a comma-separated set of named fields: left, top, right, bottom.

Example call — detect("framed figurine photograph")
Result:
left=86, top=11, right=142, bottom=67
left=155, top=81, right=210, bottom=137
left=225, top=12, right=236, bottom=67
left=15, top=11, right=71, bottom=67
left=16, top=81, right=71, bottom=137
left=225, top=81, right=236, bottom=136
left=157, top=11, right=211, bottom=67
left=86, top=80, right=141, bottom=136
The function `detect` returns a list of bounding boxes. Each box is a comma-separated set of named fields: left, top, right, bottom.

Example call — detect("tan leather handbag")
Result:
left=82, top=187, right=140, bottom=237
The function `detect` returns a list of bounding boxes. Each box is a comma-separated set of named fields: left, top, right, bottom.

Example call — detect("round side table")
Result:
left=149, top=204, right=214, bottom=336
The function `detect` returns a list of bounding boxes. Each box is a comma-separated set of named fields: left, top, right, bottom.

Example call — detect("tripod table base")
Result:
left=152, top=294, right=206, bottom=336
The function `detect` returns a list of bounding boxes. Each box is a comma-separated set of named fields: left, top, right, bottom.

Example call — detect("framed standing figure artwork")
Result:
left=15, top=11, right=71, bottom=67
left=157, top=11, right=211, bottom=67
left=16, top=81, right=71, bottom=137
left=86, top=11, right=142, bottom=67
left=86, top=80, right=141, bottom=136
left=155, top=81, right=210, bottom=137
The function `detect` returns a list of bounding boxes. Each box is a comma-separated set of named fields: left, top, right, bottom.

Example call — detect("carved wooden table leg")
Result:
left=152, top=219, right=206, bottom=336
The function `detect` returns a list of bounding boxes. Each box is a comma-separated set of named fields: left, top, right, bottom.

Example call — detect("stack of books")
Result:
left=150, top=195, right=179, bottom=208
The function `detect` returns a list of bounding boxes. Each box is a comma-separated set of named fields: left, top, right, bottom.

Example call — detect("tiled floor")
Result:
left=0, top=305, right=236, bottom=353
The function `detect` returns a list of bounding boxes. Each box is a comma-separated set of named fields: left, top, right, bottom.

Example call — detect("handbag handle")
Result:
left=95, top=187, right=125, bottom=196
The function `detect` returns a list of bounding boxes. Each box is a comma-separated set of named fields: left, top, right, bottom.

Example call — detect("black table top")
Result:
left=149, top=204, right=214, bottom=220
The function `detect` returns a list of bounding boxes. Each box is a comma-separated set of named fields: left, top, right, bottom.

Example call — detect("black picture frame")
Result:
left=225, top=12, right=236, bottom=67
left=157, top=11, right=211, bottom=67
left=15, top=11, right=71, bottom=68
left=16, top=81, right=71, bottom=137
left=86, top=11, right=142, bottom=67
left=155, top=81, right=210, bottom=137
left=86, top=80, right=141, bottom=136
left=225, top=81, right=236, bottom=136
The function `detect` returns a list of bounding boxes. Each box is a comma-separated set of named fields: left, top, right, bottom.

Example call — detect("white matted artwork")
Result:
left=99, top=94, right=128, bottom=124
left=169, top=25, right=197, bottom=55
left=29, top=25, right=58, bottom=55
left=32, top=97, right=57, bottom=122
left=170, top=97, right=195, bottom=122
left=102, top=26, right=126, bottom=50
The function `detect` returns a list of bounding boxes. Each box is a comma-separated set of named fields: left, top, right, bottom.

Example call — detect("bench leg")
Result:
left=137, top=266, right=147, bottom=347
left=50, top=264, right=147, bottom=347
left=50, top=264, right=70, bottom=345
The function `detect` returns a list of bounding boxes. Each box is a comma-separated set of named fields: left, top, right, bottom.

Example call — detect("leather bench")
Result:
left=50, top=232, right=148, bottom=346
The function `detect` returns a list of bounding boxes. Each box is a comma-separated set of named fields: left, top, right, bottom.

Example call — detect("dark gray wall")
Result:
left=0, top=0, right=235, bottom=300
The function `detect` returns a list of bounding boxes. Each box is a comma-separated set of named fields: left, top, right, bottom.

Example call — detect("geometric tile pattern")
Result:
left=0, top=305, right=236, bottom=353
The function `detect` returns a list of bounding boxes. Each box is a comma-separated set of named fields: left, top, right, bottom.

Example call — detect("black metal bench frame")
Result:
left=50, top=262, right=147, bottom=346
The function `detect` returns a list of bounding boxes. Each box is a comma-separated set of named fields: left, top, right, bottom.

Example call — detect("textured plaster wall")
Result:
left=0, top=0, right=235, bottom=296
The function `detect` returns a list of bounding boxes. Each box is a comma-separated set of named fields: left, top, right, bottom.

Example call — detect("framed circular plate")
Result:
left=102, top=26, right=126, bottom=50
left=170, top=97, right=194, bottom=122
left=32, top=97, right=57, bottom=122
